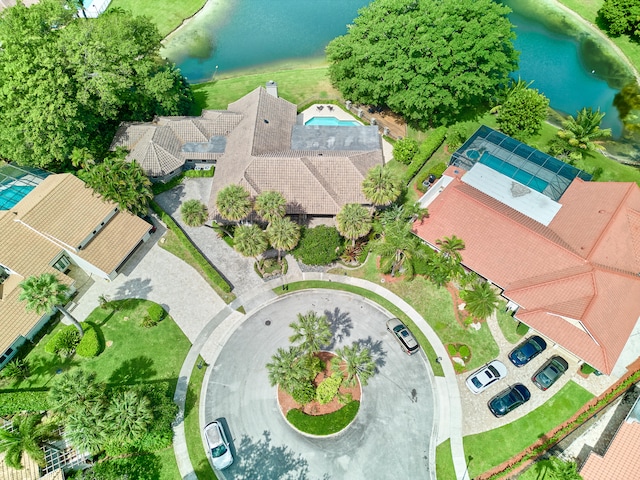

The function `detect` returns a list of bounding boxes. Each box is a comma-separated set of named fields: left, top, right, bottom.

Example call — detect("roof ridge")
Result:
left=584, top=182, right=635, bottom=261
left=506, top=265, right=594, bottom=294
left=300, top=157, right=341, bottom=207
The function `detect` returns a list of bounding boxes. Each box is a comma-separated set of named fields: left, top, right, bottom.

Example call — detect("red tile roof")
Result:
left=581, top=421, right=640, bottom=479
left=413, top=167, right=640, bottom=374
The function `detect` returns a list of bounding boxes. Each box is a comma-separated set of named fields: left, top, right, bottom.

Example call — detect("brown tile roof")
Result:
left=209, top=87, right=384, bottom=217
left=0, top=174, right=149, bottom=354
left=413, top=167, right=640, bottom=374
left=581, top=421, right=640, bottom=479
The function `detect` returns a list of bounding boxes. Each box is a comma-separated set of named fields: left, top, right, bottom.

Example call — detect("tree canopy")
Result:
left=0, top=0, right=192, bottom=170
left=599, top=0, right=640, bottom=39
left=495, top=80, right=549, bottom=141
left=326, top=0, right=518, bottom=128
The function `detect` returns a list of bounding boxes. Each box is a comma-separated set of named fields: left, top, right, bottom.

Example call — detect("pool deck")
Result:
left=300, top=104, right=393, bottom=163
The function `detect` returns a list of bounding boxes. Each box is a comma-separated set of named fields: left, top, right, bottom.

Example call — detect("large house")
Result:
left=0, top=168, right=152, bottom=369
left=413, top=126, right=640, bottom=376
left=112, top=84, right=385, bottom=219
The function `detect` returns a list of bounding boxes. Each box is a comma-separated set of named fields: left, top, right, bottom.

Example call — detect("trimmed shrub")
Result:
left=141, top=316, right=158, bottom=328
left=515, top=322, right=530, bottom=336
left=0, top=359, right=31, bottom=380
left=291, top=382, right=316, bottom=405
left=76, top=323, right=102, bottom=358
left=581, top=363, right=596, bottom=375
left=404, top=126, right=447, bottom=183
left=0, top=390, right=50, bottom=416
left=45, top=325, right=81, bottom=356
left=393, top=138, right=419, bottom=165
left=316, top=372, right=343, bottom=405
left=447, top=344, right=457, bottom=356
left=147, top=303, right=165, bottom=323
left=458, top=345, right=470, bottom=359
left=184, top=167, right=215, bottom=178
left=416, top=162, right=448, bottom=193
left=292, top=225, right=342, bottom=265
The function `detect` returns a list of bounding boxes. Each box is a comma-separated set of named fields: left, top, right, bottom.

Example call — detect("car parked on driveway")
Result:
left=488, top=384, right=531, bottom=417
left=508, top=335, right=547, bottom=367
left=386, top=318, right=419, bottom=355
left=204, top=420, right=233, bottom=470
left=465, top=360, right=508, bottom=394
left=531, top=356, right=569, bottom=391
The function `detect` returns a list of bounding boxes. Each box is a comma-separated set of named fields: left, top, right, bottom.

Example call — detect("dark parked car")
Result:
left=508, top=335, right=547, bottom=367
left=142, top=215, right=157, bottom=233
left=386, top=318, right=419, bottom=355
left=531, top=356, right=569, bottom=391
left=488, top=384, right=531, bottom=417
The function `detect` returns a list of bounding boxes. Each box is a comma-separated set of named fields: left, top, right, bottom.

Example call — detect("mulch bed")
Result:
left=277, top=351, right=361, bottom=417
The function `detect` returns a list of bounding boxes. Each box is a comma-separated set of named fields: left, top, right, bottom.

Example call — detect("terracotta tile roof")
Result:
left=413, top=168, right=640, bottom=374
left=0, top=174, right=149, bottom=355
left=581, top=421, right=640, bottom=479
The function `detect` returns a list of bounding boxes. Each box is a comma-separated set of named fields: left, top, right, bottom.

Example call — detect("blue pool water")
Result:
left=305, top=117, right=361, bottom=126
left=479, top=152, right=549, bottom=193
left=0, top=185, right=35, bottom=210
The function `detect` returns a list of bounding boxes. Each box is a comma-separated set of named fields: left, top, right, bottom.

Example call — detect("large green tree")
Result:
left=233, top=224, right=269, bottom=273
left=289, top=311, right=332, bottom=356
left=326, top=0, right=518, bottom=128
left=48, top=370, right=105, bottom=417
left=216, top=184, right=253, bottom=223
left=180, top=199, right=209, bottom=227
left=599, top=0, right=640, bottom=39
left=0, top=0, right=192, bottom=169
left=19, top=273, right=83, bottom=337
left=255, top=191, right=287, bottom=225
left=375, top=220, right=428, bottom=278
left=460, top=281, right=500, bottom=320
left=333, top=343, right=376, bottom=387
left=336, top=203, right=372, bottom=246
left=548, top=107, right=612, bottom=162
left=495, top=80, right=549, bottom=141
left=266, top=216, right=301, bottom=262
left=362, top=165, right=403, bottom=207
left=0, top=413, right=59, bottom=469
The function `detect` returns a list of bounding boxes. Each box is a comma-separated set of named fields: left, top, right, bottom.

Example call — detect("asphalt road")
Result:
left=203, top=290, right=436, bottom=480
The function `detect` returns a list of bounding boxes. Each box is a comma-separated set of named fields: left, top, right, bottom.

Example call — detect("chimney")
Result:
left=266, top=80, right=278, bottom=98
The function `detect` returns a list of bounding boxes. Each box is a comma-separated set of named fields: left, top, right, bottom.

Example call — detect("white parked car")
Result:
left=465, top=360, right=508, bottom=394
left=204, top=421, right=233, bottom=470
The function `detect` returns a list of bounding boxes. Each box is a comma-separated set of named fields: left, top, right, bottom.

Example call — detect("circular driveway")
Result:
left=203, top=290, right=436, bottom=479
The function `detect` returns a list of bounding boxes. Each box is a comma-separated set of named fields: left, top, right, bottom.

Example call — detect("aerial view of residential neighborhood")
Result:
left=2, top=0, right=640, bottom=478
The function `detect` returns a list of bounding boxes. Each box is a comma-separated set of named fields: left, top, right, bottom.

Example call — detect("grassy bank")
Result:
left=108, top=0, right=206, bottom=37
left=191, top=66, right=339, bottom=112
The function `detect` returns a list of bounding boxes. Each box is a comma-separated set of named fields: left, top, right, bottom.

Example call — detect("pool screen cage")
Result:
left=0, top=163, right=50, bottom=210
left=449, top=126, right=592, bottom=201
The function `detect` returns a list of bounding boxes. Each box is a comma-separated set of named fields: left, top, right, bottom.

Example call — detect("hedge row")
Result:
left=150, top=201, right=232, bottom=293
left=76, top=322, right=103, bottom=358
left=0, top=390, right=50, bottom=416
left=404, top=126, right=447, bottom=183
left=184, top=168, right=215, bottom=178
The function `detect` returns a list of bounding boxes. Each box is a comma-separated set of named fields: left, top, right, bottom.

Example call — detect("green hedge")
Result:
left=292, top=225, right=342, bottom=265
left=404, top=126, right=447, bottom=183
left=150, top=201, right=232, bottom=293
left=184, top=168, right=215, bottom=178
left=76, top=322, right=103, bottom=358
left=0, top=390, right=50, bottom=416
left=45, top=325, right=81, bottom=355
left=416, top=162, right=448, bottom=193
left=286, top=401, right=360, bottom=435
left=147, top=303, right=165, bottom=322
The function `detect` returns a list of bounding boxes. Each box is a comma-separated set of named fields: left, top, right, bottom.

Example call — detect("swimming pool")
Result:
left=0, top=185, right=35, bottom=210
left=479, top=152, right=549, bottom=193
left=305, top=117, right=361, bottom=126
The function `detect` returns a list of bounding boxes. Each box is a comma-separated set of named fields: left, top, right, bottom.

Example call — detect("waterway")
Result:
left=163, top=0, right=635, bottom=138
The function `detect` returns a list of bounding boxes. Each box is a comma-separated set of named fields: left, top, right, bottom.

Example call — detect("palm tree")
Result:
left=233, top=224, right=269, bottom=273
left=289, top=311, right=332, bottom=355
left=546, top=457, right=581, bottom=480
left=336, top=203, right=372, bottom=247
left=266, top=216, right=300, bottom=262
left=106, top=390, right=153, bottom=443
left=19, top=273, right=83, bottom=337
left=180, top=199, right=209, bottom=227
left=375, top=220, right=428, bottom=277
left=549, top=107, right=612, bottom=161
left=435, top=235, right=465, bottom=262
left=333, top=343, right=376, bottom=386
left=266, top=347, right=310, bottom=394
left=255, top=191, right=286, bottom=225
left=48, top=369, right=105, bottom=417
left=460, top=281, right=500, bottom=320
left=0, top=413, right=59, bottom=469
left=362, top=165, right=403, bottom=206
left=216, top=184, right=252, bottom=223
left=65, top=402, right=108, bottom=454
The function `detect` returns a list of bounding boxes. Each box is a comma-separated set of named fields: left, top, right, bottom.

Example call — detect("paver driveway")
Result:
left=203, top=290, right=436, bottom=479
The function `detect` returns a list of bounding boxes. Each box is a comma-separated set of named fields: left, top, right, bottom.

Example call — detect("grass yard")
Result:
left=191, top=65, right=339, bottom=113
left=273, top=280, right=444, bottom=377
left=435, top=439, right=457, bottom=480
left=286, top=401, right=360, bottom=435
left=463, top=381, right=594, bottom=478
left=108, top=0, right=206, bottom=37
left=185, top=357, right=218, bottom=480
left=13, top=299, right=191, bottom=389
left=496, top=307, right=524, bottom=345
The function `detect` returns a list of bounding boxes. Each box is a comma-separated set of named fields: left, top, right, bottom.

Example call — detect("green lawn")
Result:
left=108, top=0, right=206, bottom=37
left=191, top=65, right=339, bottom=113
left=436, top=439, right=457, bottom=480
left=463, top=381, right=594, bottom=478
left=185, top=357, right=218, bottom=480
left=286, top=401, right=360, bottom=435
left=496, top=307, right=523, bottom=345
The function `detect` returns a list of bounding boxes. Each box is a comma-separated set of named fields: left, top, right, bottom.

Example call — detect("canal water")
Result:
left=163, top=0, right=634, bottom=137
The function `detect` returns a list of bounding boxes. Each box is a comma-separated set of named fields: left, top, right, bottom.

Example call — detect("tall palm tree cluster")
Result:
left=547, top=107, right=612, bottom=163
left=266, top=311, right=376, bottom=405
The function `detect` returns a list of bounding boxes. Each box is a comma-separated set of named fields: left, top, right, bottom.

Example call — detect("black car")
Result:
left=531, top=356, right=569, bottom=391
left=142, top=215, right=157, bottom=233
left=488, top=384, right=531, bottom=417
left=508, top=335, right=547, bottom=367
